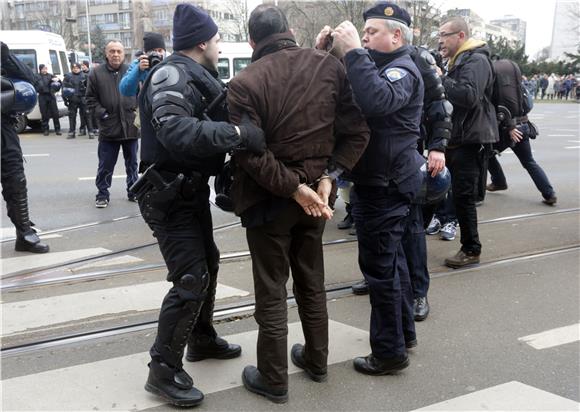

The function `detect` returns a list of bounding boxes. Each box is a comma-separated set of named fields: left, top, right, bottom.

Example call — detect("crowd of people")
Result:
left=0, top=1, right=563, bottom=408
left=524, top=73, right=579, bottom=101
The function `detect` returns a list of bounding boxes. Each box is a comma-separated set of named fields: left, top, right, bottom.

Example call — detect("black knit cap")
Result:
left=38, top=64, right=46, bottom=70
left=363, top=2, right=412, bottom=27
left=143, top=32, right=166, bottom=52
left=172, top=3, right=218, bottom=51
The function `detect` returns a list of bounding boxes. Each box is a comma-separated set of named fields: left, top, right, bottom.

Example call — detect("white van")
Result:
left=217, top=42, right=253, bottom=83
left=0, top=30, right=69, bottom=132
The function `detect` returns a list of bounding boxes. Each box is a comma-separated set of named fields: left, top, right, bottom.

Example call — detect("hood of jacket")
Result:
left=448, top=38, right=487, bottom=69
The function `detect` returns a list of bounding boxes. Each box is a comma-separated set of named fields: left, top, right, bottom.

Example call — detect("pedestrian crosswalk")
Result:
left=1, top=281, right=250, bottom=336
left=518, top=323, right=580, bottom=350
left=413, top=381, right=579, bottom=411
left=1, top=320, right=370, bottom=411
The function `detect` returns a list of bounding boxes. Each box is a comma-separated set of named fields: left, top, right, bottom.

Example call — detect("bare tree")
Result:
left=28, top=1, right=79, bottom=49
left=223, top=0, right=250, bottom=42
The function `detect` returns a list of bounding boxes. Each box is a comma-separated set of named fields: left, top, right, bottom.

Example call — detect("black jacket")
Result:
left=442, top=45, right=499, bottom=147
left=34, top=72, right=59, bottom=96
left=63, top=71, right=87, bottom=99
left=86, top=62, right=138, bottom=141
left=139, top=53, right=241, bottom=177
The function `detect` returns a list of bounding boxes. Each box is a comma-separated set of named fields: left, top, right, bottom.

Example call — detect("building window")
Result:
left=49, top=49, right=61, bottom=75
left=120, top=32, right=132, bottom=48
left=78, top=16, right=88, bottom=32
left=105, top=13, right=117, bottom=23
left=119, top=12, right=131, bottom=28
left=119, top=0, right=131, bottom=10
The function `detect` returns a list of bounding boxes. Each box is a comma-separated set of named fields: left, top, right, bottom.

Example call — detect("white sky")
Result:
left=440, top=0, right=561, bottom=58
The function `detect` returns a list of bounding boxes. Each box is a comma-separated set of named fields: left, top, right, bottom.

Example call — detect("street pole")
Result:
left=85, top=0, right=92, bottom=63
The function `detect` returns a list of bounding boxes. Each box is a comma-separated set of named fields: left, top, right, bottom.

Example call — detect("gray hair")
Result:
left=383, top=20, right=413, bottom=45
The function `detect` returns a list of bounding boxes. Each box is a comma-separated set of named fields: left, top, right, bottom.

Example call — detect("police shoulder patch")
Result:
left=385, top=68, right=408, bottom=82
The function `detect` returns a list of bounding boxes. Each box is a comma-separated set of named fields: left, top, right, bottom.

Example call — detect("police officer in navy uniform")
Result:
left=349, top=46, right=452, bottom=322
left=1, top=42, right=50, bottom=253
left=136, top=4, right=266, bottom=407
left=319, top=2, right=425, bottom=375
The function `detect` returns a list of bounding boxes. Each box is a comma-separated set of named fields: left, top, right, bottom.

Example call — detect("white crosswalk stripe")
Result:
left=1, top=320, right=370, bottom=411
left=1, top=247, right=111, bottom=277
left=2, top=281, right=249, bottom=336
left=518, top=323, right=580, bottom=350
left=413, top=381, right=579, bottom=411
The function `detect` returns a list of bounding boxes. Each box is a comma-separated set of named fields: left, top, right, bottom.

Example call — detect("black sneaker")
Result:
left=425, top=216, right=442, bottom=235
left=337, top=213, right=354, bottom=230
left=95, top=199, right=109, bottom=208
left=55, top=130, right=62, bottom=136
left=67, top=132, right=75, bottom=139
left=413, top=297, right=430, bottom=321
left=351, top=279, right=369, bottom=295
left=542, top=195, right=557, bottom=206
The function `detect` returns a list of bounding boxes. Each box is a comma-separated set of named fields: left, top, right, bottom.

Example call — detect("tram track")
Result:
left=2, top=207, right=578, bottom=291
left=2, top=244, right=578, bottom=357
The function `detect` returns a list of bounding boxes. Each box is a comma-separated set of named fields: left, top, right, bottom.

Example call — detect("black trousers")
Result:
left=38, top=94, right=60, bottom=132
left=138, top=185, right=220, bottom=369
left=402, top=204, right=429, bottom=299
left=1, top=116, right=26, bottom=206
left=446, top=144, right=484, bottom=255
left=351, top=185, right=415, bottom=359
left=246, top=202, right=328, bottom=390
left=67, top=97, right=87, bottom=132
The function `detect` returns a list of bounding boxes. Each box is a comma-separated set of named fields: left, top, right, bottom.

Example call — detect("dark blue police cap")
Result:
left=363, top=2, right=412, bottom=27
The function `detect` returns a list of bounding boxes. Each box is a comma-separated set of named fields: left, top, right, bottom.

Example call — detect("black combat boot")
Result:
left=145, top=360, right=203, bottom=407
left=6, top=182, right=49, bottom=253
left=78, top=128, right=87, bottom=136
left=242, top=365, right=288, bottom=404
left=186, top=273, right=241, bottom=361
left=67, top=131, right=75, bottom=139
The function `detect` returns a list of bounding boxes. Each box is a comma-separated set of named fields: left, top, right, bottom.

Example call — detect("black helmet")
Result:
left=214, top=160, right=235, bottom=212
left=415, top=163, right=451, bottom=205
left=1, top=77, right=37, bottom=115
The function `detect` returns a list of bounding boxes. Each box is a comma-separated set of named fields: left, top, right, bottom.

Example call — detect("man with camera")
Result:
left=86, top=40, right=139, bottom=208
left=119, top=32, right=166, bottom=97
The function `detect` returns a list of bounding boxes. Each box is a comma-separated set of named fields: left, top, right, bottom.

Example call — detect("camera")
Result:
left=147, top=51, right=163, bottom=69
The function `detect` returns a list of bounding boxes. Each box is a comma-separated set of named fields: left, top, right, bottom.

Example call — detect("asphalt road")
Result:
left=1, top=102, right=578, bottom=411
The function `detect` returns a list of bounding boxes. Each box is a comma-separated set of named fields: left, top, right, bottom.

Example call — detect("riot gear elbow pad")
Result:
left=150, top=65, right=193, bottom=129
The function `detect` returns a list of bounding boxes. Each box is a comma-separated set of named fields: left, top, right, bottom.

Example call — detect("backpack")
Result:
left=491, top=59, right=533, bottom=119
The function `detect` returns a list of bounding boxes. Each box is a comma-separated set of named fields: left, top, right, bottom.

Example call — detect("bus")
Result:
left=0, top=30, right=69, bottom=132
left=217, top=42, right=253, bottom=83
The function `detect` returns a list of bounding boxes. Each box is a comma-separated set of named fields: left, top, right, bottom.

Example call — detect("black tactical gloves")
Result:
left=237, top=112, right=266, bottom=154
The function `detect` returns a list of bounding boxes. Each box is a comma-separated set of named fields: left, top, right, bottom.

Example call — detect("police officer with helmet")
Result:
left=136, top=4, right=266, bottom=407
left=1, top=41, right=50, bottom=253
left=319, top=2, right=425, bottom=375
left=62, top=62, right=89, bottom=139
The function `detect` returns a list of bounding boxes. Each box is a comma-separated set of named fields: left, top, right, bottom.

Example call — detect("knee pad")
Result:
left=174, top=272, right=210, bottom=302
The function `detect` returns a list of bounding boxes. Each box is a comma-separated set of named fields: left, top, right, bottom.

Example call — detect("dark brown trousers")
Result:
left=246, top=202, right=329, bottom=389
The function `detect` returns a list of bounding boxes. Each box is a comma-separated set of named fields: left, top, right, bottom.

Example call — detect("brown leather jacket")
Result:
left=227, top=32, right=370, bottom=217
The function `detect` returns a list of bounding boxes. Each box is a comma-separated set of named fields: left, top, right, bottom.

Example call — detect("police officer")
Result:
left=320, top=2, right=425, bottom=375
left=1, top=42, right=49, bottom=253
left=62, top=63, right=88, bottom=139
left=136, top=4, right=266, bottom=407
left=349, top=45, right=452, bottom=322
left=34, top=64, right=61, bottom=136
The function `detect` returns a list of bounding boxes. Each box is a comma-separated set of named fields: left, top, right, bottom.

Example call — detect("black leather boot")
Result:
left=290, top=343, right=327, bottom=382
left=242, top=365, right=288, bottom=404
left=186, top=334, right=241, bottom=362
left=353, top=354, right=409, bottom=375
left=6, top=182, right=49, bottom=253
left=145, top=360, right=203, bottom=407
left=351, top=279, right=369, bottom=295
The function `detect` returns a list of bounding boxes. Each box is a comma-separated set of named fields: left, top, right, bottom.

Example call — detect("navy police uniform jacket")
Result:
left=344, top=45, right=424, bottom=196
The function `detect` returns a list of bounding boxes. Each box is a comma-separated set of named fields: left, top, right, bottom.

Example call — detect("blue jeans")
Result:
left=351, top=185, right=415, bottom=359
left=95, top=139, right=139, bottom=201
left=488, top=137, right=555, bottom=199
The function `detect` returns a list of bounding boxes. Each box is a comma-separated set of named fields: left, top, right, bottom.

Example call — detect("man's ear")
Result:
left=249, top=38, right=256, bottom=49
left=198, top=41, right=207, bottom=52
